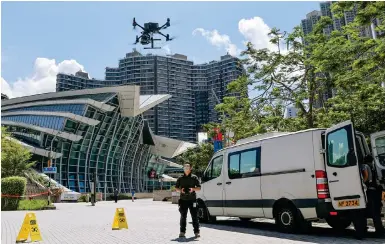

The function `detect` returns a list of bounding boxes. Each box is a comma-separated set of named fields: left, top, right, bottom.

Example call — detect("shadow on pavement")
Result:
left=199, top=219, right=385, bottom=243
left=170, top=237, right=199, bottom=242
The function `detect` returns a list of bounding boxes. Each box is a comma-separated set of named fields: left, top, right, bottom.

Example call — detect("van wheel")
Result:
left=275, top=206, right=301, bottom=233
left=326, top=217, right=352, bottom=231
left=197, top=202, right=216, bottom=223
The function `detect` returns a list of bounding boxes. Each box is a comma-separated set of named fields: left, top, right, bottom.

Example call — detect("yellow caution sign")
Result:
left=16, top=213, right=42, bottom=243
left=112, top=208, right=128, bottom=230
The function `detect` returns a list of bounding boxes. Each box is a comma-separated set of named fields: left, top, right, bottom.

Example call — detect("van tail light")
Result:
left=316, top=170, right=330, bottom=199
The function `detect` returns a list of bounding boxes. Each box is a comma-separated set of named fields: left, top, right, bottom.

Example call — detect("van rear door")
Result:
left=325, top=120, right=367, bottom=210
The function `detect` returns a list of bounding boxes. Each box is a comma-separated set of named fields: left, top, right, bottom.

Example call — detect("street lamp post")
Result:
left=47, top=131, right=61, bottom=205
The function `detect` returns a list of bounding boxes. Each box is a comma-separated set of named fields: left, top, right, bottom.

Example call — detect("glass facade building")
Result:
left=57, top=51, right=244, bottom=143
left=1, top=86, right=194, bottom=194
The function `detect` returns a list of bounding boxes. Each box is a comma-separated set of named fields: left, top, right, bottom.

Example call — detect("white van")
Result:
left=196, top=120, right=385, bottom=233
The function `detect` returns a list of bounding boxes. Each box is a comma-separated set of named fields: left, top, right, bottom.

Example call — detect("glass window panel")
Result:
left=212, top=156, right=223, bottom=178
left=240, top=150, right=257, bottom=174
left=69, top=174, right=76, bottom=180
left=229, top=154, right=240, bottom=177
left=327, top=128, right=349, bottom=167
left=375, top=137, right=385, bottom=166
left=69, top=166, right=77, bottom=172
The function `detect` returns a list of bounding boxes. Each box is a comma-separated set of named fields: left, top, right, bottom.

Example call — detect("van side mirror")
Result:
left=201, top=176, right=209, bottom=183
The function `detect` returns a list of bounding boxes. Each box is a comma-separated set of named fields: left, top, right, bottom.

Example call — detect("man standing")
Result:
left=175, top=163, right=201, bottom=238
left=353, top=161, right=384, bottom=239
left=361, top=162, right=384, bottom=237
left=114, top=188, right=119, bottom=203
left=131, top=189, right=135, bottom=202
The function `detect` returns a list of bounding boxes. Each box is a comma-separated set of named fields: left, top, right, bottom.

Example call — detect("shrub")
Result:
left=17, top=199, right=49, bottom=210
left=78, top=194, right=89, bottom=202
left=1, top=176, right=27, bottom=211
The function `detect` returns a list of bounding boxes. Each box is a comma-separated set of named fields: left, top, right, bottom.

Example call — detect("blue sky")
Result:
left=1, top=1, right=320, bottom=98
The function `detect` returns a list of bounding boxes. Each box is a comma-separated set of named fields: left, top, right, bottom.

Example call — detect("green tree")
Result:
left=241, top=26, right=324, bottom=130
left=215, top=25, right=323, bottom=135
left=176, top=143, right=214, bottom=176
left=1, top=127, right=35, bottom=178
left=312, top=1, right=385, bottom=134
left=215, top=1, right=385, bottom=136
left=215, top=76, right=267, bottom=142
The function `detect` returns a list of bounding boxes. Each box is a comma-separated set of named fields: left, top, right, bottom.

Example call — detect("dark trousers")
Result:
left=367, top=188, right=384, bottom=234
left=114, top=195, right=118, bottom=203
left=179, top=199, right=199, bottom=234
left=352, top=209, right=367, bottom=239
left=352, top=188, right=384, bottom=239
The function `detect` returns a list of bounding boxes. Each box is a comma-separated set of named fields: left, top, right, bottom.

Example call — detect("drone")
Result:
left=132, top=17, right=174, bottom=49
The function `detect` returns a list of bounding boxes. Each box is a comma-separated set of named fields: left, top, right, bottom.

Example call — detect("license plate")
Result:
left=338, top=199, right=360, bottom=207
left=382, top=192, right=385, bottom=201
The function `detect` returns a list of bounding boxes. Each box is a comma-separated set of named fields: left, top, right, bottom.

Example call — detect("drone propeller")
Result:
left=168, top=19, right=181, bottom=27
left=167, top=35, right=178, bottom=41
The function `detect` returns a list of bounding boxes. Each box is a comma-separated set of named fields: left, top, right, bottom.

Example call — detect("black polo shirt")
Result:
left=176, top=173, right=201, bottom=201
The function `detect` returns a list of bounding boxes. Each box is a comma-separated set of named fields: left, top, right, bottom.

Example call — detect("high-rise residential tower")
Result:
left=57, top=50, right=244, bottom=143
left=301, top=10, right=321, bottom=36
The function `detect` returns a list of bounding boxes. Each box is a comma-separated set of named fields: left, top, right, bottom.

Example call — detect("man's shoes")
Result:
left=354, top=233, right=364, bottom=240
left=179, top=232, right=185, bottom=238
left=194, top=232, right=200, bottom=238
left=374, top=230, right=385, bottom=238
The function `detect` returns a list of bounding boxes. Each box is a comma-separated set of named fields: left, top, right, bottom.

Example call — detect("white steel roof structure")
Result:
left=2, top=85, right=171, bottom=117
left=150, top=134, right=197, bottom=158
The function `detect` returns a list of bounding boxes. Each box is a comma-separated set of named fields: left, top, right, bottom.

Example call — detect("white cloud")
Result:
left=1, top=58, right=85, bottom=98
left=162, top=44, right=171, bottom=55
left=238, top=16, right=276, bottom=51
left=193, top=16, right=287, bottom=56
left=192, top=28, right=239, bottom=56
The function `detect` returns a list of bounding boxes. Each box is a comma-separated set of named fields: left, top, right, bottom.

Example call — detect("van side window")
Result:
left=203, top=155, right=223, bottom=181
left=229, top=154, right=240, bottom=176
left=228, top=148, right=261, bottom=179
left=212, top=156, right=223, bottom=178
left=204, top=163, right=213, bottom=180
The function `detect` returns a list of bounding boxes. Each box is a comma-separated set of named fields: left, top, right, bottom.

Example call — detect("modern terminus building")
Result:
left=1, top=86, right=195, bottom=194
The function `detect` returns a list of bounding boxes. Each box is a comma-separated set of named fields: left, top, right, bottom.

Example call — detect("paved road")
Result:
left=2, top=199, right=384, bottom=244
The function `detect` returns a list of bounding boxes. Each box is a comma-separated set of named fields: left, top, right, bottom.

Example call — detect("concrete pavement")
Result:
left=1, top=199, right=384, bottom=244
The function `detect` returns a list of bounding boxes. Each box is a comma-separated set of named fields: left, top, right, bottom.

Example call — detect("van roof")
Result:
left=216, top=128, right=325, bottom=154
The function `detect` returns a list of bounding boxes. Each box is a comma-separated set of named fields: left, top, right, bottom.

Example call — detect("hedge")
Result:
left=1, top=176, right=27, bottom=211
left=18, top=199, right=49, bottom=210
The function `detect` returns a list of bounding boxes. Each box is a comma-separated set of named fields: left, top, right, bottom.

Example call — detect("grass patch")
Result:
left=17, top=199, right=52, bottom=210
